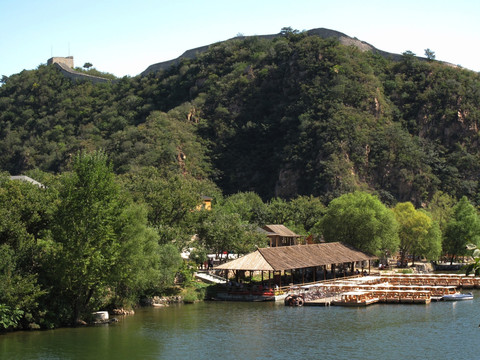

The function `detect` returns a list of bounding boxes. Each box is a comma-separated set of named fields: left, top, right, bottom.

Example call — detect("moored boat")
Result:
left=332, top=291, right=379, bottom=306
left=442, top=292, right=473, bottom=301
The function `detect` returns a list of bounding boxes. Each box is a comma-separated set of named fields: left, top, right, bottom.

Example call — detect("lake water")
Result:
left=2, top=292, right=480, bottom=359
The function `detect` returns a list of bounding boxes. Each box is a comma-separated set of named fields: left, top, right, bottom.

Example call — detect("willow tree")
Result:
left=320, top=191, right=399, bottom=256
left=393, top=202, right=441, bottom=266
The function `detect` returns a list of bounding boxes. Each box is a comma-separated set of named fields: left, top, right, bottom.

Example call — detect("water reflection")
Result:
left=1, top=293, right=480, bottom=359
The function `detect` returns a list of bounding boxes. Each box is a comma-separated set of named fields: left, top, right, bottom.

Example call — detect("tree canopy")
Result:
left=393, top=202, right=442, bottom=265
left=44, top=151, right=169, bottom=325
left=1, top=31, right=480, bottom=205
left=443, top=196, right=480, bottom=263
left=3, top=28, right=480, bottom=329
left=319, top=191, right=399, bottom=256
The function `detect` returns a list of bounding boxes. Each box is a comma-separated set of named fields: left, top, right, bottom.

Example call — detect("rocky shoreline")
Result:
left=142, top=295, right=184, bottom=307
left=76, top=296, right=186, bottom=326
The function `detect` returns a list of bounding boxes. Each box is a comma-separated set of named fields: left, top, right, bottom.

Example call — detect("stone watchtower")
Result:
left=47, top=56, right=74, bottom=68
left=47, top=55, right=110, bottom=84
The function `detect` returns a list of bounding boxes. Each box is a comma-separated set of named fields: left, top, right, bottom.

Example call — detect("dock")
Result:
left=195, top=271, right=227, bottom=284
left=304, top=296, right=339, bottom=306
left=285, top=273, right=478, bottom=307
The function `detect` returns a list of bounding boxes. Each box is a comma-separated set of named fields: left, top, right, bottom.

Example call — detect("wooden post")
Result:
left=324, top=265, right=327, bottom=280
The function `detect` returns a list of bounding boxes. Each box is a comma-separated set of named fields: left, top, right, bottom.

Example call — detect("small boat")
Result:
left=442, top=292, right=474, bottom=301
left=332, top=291, right=379, bottom=306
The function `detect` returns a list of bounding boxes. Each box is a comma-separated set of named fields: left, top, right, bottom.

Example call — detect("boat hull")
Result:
left=332, top=298, right=379, bottom=306
left=442, top=293, right=473, bottom=301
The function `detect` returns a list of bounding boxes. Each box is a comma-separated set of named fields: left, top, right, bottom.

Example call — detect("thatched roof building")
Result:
left=262, top=224, right=301, bottom=247
left=214, top=242, right=377, bottom=272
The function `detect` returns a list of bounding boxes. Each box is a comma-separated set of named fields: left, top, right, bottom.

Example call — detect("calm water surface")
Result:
left=2, top=291, right=480, bottom=359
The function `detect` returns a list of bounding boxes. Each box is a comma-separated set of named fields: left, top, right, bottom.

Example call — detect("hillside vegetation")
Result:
left=2, top=28, right=480, bottom=330
left=1, top=29, right=480, bottom=205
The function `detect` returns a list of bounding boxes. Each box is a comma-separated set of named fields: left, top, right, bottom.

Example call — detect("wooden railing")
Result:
left=276, top=274, right=366, bottom=294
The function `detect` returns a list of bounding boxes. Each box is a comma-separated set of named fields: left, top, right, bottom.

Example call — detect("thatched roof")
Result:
left=214, top=242, right=377, bottom=271
left=263, top=224, right=299, bottom=237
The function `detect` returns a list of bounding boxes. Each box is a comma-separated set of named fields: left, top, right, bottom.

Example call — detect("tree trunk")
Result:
left=72, top=303, right=79, bottom=326
left=400, top=250, right=406, bottom=268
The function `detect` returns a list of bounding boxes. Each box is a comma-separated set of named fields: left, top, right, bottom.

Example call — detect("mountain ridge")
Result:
left=141, top=27, right=407, bottom=76
left=1, top=28, right=478, bottom=206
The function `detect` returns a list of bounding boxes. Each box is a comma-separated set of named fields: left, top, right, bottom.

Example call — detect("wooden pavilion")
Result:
left=262, top=224, right=301, bottom=247
left=214, top=242, right=377, bottom=286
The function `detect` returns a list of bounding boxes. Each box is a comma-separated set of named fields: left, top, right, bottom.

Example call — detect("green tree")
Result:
left=288, top=195, right=326, bottom=233
left=107, top=203, right=167, bottom=307
left=426, top=191, right=455, bottom=233
left=424, top=48, right=435, bottom=61
left=0, top=304, right=23, bottom=331
left=266, top=197, right=291, bottom=225
left=0, top=173, right=55, bottom=329
left=189, top=247, right=208, bottom=268
left=121, top=167, right=220, bottom=247
left=157, top=244, right=182, bottom=291
left=48, top=151, right=158, bottom=324
left=197, top=209, right=267, bottom=257
left=0, top=244, right=44, bottom=330
left=83, top=62, right=93, bottom=69
left=414, top=212, right=442, bottom=262
left=221, top=192, right=268, bottom=225
left=443, top=196, right=480, bottom=264
left=319, top=191, right=399, bottom=256
left=393, top=202, right=441, bottom=266
left=280, top=26, right=300, bottom=37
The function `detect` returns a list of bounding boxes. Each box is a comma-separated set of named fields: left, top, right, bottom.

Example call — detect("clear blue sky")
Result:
left=1, top=0, right=479, bottom=78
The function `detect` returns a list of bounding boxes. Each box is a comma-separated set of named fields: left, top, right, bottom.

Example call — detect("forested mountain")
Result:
left=1, top=28, right=480, bottom=206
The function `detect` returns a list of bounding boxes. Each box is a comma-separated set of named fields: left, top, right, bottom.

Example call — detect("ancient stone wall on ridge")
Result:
left=47, top=56, right=111, bottom=84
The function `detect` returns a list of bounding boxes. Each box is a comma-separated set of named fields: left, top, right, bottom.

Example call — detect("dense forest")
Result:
left=2, top=28, right=480, bottom=205
left=2, top=28, right=480, bottom=330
